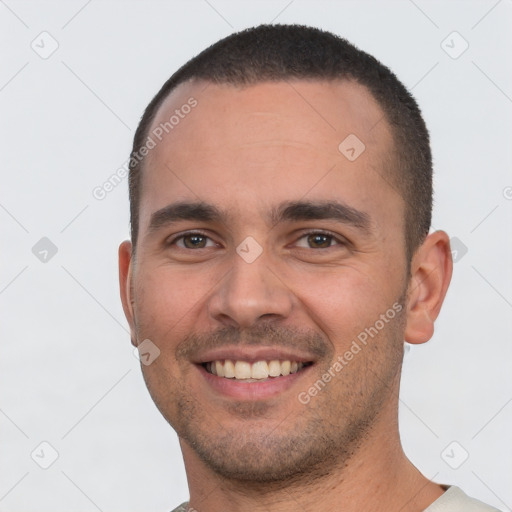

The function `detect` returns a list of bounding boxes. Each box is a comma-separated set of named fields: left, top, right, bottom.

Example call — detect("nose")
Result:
left=207, top=247, right=294, bottom=329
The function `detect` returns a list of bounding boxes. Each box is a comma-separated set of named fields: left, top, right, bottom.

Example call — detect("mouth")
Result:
left=192, top=346, right=318, bottom=400
left=190, top=345, right=318, bottom=402
left=202, top=359, right=313, bottom=382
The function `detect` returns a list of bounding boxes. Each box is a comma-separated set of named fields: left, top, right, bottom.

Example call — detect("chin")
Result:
left=176, top=400, right=370, bottom=485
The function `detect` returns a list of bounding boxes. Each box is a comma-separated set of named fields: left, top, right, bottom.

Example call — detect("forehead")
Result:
left=139, top=79, right=399, bottom=233
left=149, top=78, right=391, bottom=154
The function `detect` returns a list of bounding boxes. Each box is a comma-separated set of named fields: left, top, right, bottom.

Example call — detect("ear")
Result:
left=119, top=240, right=137, bottom=347
left=404, top=230, right=453, bottom=344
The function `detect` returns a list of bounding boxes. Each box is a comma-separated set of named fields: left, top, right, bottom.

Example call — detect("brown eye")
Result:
left=294, top=231, right=346, bottom=250
left=306, top=233, right=334, bottom=249
left=182, top=234, right=207, bottom=248
left=172, top=233, right=216, bottom=249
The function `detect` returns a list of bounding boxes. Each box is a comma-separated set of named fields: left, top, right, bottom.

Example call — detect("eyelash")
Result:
left=167, top=230, right=346, bottom=249
left=294, top=230, right=346, bottom=249
left=168, top=231, right=217, bottom=249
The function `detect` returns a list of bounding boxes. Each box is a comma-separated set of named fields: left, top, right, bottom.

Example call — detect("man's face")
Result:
left=122, top=80, right=411, bottom=481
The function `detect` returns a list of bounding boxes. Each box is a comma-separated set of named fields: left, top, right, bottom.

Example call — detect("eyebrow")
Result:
left=148, top=201, right=223, bottom=234
left=270, top=200, right=372, bottom=233
left=147, top=199, right=372, bottom=235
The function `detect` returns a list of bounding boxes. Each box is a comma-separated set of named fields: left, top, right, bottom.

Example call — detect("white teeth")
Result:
left=205, top=359, right=307, bottom=380
left=234, top=361, right=251, bottom=379
left=215, top=360, right=225, bottom=377
left=251, top=361, right=269, bottom=379
left=281, top=360, right=291, bottom=376
left=268, top=360, right=281, bottom=377
left=224, top=359, right=235, bottom=378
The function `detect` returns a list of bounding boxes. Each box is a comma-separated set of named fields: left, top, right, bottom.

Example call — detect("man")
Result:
left=119, top=24, right=499, bottom=511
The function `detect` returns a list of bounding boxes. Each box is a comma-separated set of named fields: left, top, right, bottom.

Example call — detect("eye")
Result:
left=295, top=231, right=343, bottom=249
left=172, top=232, right=217, bottom=249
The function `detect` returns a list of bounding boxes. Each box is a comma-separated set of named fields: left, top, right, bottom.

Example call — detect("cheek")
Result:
left=283, top=264, right=398, bottom=343
left=132, top=264, right=221, bottom=342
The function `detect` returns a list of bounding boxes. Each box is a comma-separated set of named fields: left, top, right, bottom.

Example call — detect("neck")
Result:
left=180, top=404, right=444, bottom=512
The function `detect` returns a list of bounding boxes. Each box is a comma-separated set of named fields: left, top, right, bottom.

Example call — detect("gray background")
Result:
left=1, top=1, right=511, bottom=511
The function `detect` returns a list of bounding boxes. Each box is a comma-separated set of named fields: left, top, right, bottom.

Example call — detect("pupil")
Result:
left=308, top=234, right=330, bottom=248
left=185, top=235, right=206, bottom=248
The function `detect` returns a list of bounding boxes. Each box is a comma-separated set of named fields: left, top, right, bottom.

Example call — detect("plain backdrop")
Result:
left=1, top=1, right=511, bottom=511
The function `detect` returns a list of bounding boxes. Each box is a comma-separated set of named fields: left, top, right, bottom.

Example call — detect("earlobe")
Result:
left=118, top=240, right=137, bottom=346
left=404, top=231, right=453, bottom=344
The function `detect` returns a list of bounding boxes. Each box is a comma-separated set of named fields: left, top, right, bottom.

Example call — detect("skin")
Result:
left=119, top=79, right=453, bottom=511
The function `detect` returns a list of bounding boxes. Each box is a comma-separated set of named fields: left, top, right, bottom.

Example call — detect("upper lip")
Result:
left=191, top=346, right=318, bottom=365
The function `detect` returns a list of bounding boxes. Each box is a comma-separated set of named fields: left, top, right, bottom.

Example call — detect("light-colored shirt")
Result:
left=171, top=486, right=501, bottom=511
left=424, top=486, right=501, bottom=511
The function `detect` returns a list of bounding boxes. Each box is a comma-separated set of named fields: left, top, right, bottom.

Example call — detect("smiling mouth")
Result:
left=202, top=359, right=313, bottom=381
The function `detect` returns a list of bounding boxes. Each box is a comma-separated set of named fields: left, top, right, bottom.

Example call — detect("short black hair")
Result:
left=128, top=24, right=432, bottom=259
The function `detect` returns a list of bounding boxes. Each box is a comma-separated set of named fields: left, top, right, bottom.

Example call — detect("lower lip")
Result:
left=196, top=364, right=313, bottom=401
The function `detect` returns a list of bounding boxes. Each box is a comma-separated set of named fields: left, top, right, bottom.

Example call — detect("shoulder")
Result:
left=425, top=486, right=501, bottom=512
left=170, top=503, right=191, bottom=512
